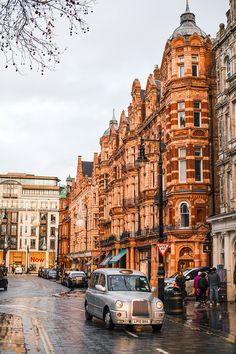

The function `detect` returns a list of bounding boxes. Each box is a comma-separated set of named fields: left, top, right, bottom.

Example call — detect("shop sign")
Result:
left=157, top=243, right=171, bottom=256
left=203, top=242, right=211, bottom=253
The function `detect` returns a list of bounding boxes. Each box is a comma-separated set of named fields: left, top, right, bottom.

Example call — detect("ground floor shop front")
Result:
left=100, top=236, right=208, bottom=287
left=0, top=250, right=56, bottom=272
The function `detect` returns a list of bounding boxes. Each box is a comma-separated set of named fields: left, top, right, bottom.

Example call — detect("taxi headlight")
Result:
left=116, top=300, right=123, bottom=309
left=156, top=301, right=164, bottom=310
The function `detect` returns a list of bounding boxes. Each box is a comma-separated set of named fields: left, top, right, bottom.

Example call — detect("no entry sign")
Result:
left=157, top=243, right=171, bottom=256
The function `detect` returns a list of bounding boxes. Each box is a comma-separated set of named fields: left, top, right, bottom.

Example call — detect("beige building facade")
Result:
left=209, top=0, right=236, bottom=301
left=0, top=173, right=60, bottom=272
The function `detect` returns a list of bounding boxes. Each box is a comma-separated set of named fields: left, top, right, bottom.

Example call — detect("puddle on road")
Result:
left=0, top=313, right=26, bottom=353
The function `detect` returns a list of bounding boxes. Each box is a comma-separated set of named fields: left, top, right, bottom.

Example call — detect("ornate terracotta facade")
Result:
left=98, top=4, right=216, bottom=285
left=59, top=3, right=218, bottom=286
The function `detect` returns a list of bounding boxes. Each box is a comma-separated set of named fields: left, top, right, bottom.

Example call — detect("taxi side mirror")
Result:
left=95, top=284, right=106, bottom=292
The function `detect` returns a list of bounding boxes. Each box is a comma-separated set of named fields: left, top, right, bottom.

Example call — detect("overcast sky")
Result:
left=0, top=0, right=228, bottom=183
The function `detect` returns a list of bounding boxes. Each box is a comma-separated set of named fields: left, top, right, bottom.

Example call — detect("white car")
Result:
left=15, top=266, right=23, bottom=274
left=85, top=268, right=164, bottom=331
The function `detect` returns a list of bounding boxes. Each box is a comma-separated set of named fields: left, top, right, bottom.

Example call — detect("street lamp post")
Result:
left=2, top=210, right=9, bottom=270
left=137, top=129, right=165, bottom=302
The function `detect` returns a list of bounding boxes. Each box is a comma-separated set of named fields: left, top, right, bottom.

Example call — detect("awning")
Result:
left=109, top=249, right=126, bottom=264
left=93, top=254, right=102, bottom=262
left=99, top=254, right=112, bottom=266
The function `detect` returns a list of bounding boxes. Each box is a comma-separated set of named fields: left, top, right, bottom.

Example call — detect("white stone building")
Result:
left=209, top=0, right=236, bottom=301
left=0, top=173, right=60, bottom=272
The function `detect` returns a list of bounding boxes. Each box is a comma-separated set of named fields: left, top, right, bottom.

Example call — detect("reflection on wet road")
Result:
left=0, top=275, right=235, bottom=354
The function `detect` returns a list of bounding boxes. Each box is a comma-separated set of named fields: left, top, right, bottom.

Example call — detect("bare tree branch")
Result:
left=0, top=0, right=95, bottom=73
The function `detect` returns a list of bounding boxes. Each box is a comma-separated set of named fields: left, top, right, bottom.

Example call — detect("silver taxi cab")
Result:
left=84, top=268, right=164, bottom=331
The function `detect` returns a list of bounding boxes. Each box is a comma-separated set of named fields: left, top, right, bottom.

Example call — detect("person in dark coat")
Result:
left=208, top=267, right=221, bottom=307
left=175, top=271, right=186, bottom=298
left=198, top=272, right=208, bottom=305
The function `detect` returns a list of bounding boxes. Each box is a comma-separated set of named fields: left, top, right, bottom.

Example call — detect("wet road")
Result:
left=0, top=275, right=235, bottom=354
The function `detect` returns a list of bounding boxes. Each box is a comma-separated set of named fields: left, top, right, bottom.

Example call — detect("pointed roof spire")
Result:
left=186, top=0, right=190, bottom=12
left=112, top=108, right=115, bottom=120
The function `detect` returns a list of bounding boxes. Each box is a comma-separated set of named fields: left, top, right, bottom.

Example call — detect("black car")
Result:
left=61, top=271, right=88, bottom=288
left=0, top=278, right=8, bottom=291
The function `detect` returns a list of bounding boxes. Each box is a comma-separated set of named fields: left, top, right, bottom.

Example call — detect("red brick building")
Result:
left=98, top=3, right=217, bottom=286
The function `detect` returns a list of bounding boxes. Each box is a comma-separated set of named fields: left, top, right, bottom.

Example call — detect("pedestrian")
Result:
left=198, top=272, right=208, bottom=306
left=12, top=266, right=15, bottom=274
left=194, top=271, right=201, bottom=305
left=175, top=271, right=187, bottom=298
left=208, top=267, right=221, bottom=307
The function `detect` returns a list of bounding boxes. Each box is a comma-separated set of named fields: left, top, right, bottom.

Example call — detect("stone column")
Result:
left=212, top=233, right=218, bottom=267
left=126, top=247, right=130, bottom=269
left=223, top=232, right=233, bottom=299
left=194, top=242, right=201, bottom=267
left=150, top=244, right=158, bottom=287
left=130, top=247, right=134, bottom=270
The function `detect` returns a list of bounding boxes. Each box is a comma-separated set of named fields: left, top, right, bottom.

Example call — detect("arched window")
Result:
left=225, top=56, right=231, bottom=79
left=180, top=202, right=189, bottom=228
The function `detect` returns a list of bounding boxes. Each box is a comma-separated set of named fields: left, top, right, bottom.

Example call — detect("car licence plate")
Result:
left=133, top=319, right=151, bottom=324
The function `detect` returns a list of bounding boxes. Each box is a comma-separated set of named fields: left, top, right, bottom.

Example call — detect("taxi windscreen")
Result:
left=108, top=275, right=150, bottom=292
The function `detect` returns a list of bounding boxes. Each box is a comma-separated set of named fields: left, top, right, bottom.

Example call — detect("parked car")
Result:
left=84, top=268, right=164, bottom=331
left=41, top=268, right=50, bottom=279
left=61, top=271, right=87, bottom=288
left=47, top=269, right=57, bottom=280
left=38, top=267, right=45, bottom=277
left=0, top=277, right=8, bottom=291
left=15, top=266, right=23, bottom=275
left=164, top=266, right=211, bottom=295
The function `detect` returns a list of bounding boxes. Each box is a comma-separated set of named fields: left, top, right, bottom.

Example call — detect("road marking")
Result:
left=69, top=305, right=85, bottom=312
left=156, top=349, right=171, bottom=354
left=125, top=330, right=139, bottom=338
left=32, top=318, right=55, bottom=354
left=0, top=304, right=47, bottom=313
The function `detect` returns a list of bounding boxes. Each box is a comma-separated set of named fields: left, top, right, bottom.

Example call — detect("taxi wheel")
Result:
left=152, top=324, right=162, bottom=332
left=85, top=305, right=93, bottom=321
left=104, top=309, right=114, bottom=330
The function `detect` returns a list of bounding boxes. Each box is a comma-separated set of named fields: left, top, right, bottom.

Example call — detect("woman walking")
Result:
left=198, top=272, right=209, bottom=306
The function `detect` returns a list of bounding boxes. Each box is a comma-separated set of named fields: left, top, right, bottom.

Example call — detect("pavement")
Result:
left=0, top=275, right=235, bottom=354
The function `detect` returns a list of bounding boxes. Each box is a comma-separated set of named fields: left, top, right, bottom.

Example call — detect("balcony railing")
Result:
left=120, top=231, right=130, bottom=241
left=123, top=197, right=139, bottom=208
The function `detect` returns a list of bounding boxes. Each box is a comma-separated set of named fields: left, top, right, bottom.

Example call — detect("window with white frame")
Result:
left=194, top=147, right=203, bottom=182
left=178, top=148, right=187, bottom=182
left=178, top=56, right=184, bottom=77
left=192, top=55, right=199, bottom=77
left=193, top=101, right=201, bottom=127
left=226, top=56, right=231, bottom=79
left=151, top=163, right=155, bottom=188
left=180, top=202, right=190, bottom=228
left=178, top=102, right=186, bottom=128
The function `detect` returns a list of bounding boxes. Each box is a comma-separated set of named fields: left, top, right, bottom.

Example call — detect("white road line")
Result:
left=39, top=321, right=55, bottom=353
left=156, top=349, right=171, bottom=354
left=0, top=304, right=47, bottom=313
left=125, top=330, right=139, bottom=338
left=69, top=306, right=85, bottom=312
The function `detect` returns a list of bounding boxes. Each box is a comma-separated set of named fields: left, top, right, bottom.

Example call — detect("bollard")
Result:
left=164, top=286, right=184, bottom=315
